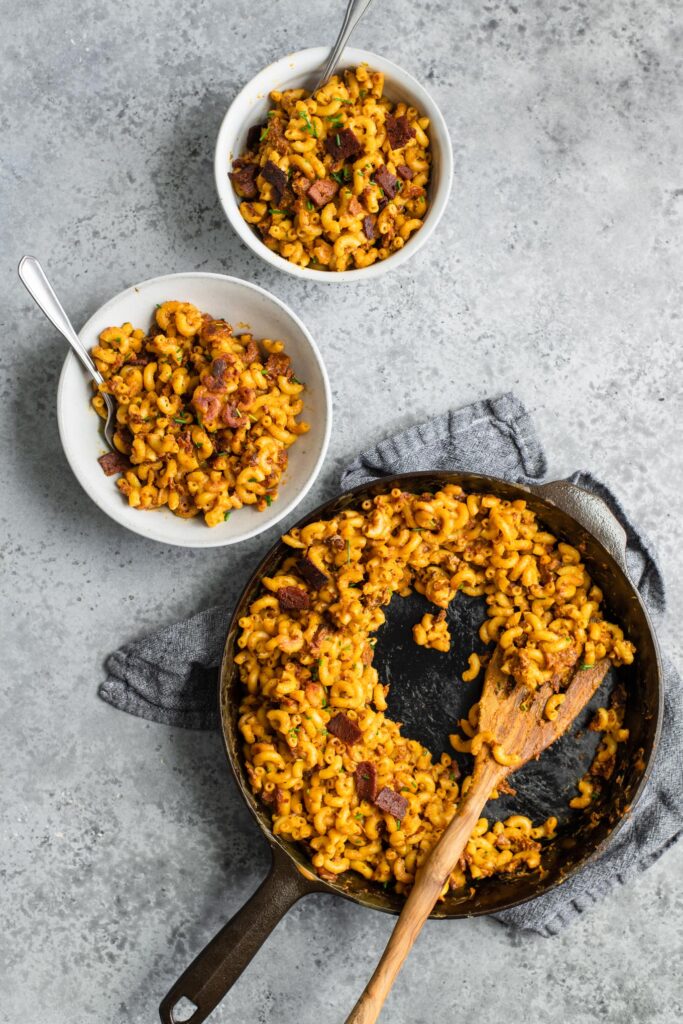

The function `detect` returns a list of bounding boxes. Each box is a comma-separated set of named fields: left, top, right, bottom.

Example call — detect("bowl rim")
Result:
left=56, top=270, right=333, bottom=548
left=214, top=45, right=454, bottom=283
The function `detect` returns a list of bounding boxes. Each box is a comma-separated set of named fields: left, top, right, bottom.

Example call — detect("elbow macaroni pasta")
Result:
left=237, top=486, right=635, bottom=893
left=229, top=65, right=431, bottom=272
left=91, top=301, right=309, bottom=526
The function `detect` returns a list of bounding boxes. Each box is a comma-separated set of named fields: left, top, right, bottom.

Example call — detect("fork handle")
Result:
left=18, top=255, right=104, bottom=385
left=345, top=760, right=504, bottom=1024
left=310, top=0, right=377, bottom=93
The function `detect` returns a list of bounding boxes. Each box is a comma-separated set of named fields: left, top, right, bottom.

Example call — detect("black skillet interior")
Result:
left=220, top=472, right=661, bottom=918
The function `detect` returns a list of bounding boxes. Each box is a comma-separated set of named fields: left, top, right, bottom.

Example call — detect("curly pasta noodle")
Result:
left=236, top=486, right=635, bottom=891
left=229, top=64, right=431, bottom=272
left=90, top=301, right=309, bottom=526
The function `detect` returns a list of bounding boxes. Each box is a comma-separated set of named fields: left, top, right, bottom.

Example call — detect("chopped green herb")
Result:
left=269, top=208, right=284, bottom=215
left=359, top=89, right=367, bottom=99
left=265, top=494, right=273, bottom=506
left=381, top=881, right=389, bottom=890
left=155, top=303, right=162, bottom=309
left=300, top=110, right=318, bottom=138
left=331, top=170, right=345, bottom=186
left=306, top=200, right=314, bottom=211
left=223, top=510, right=231, bottom=521
left=259, top=126, right=269, bottom=142
left=173, top=416, right=190, bottom=424
left=449, top=772, right=458, bottom=782
left=291, top=376, right=302, bottom=384
left=335, top=132, right=341, bottom=147
left=580, top=663, right=593, bottom=669
left=327, top=113, right=344, bottom=126
left=395, top=818, right=402, bottom=829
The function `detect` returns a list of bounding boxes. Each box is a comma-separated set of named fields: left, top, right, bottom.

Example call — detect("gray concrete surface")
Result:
left=2, top=0, right=682, bottom=1021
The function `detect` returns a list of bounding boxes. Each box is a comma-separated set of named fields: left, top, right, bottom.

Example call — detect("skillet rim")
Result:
left=217, top=470, right=663, bottom=919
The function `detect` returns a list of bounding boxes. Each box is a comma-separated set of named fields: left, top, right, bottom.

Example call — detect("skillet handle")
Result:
left=527, top=479, right=628, bottom=573
left=159, top=843, right=321, bottom=1024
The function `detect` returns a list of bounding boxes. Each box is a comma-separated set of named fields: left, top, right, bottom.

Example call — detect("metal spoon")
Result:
left=18, top=255, right=117, bottom=450
left=310, top=0, right=377, bottom=94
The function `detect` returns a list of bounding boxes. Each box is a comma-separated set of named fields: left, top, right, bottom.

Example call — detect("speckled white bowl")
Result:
left=57, top=272, right=331, bottom=548
left=215, top=47, right=453, bottom=283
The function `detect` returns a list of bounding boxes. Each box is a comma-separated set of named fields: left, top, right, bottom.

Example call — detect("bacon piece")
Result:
left=327, top=712, right=362, bottom=746
left=241, top=340, right=260, bottom=365
left=396, top=164, right=414, bottom=181
left=291, top=174, right=312, bottom=198
left=234, top=385, right=256, bottom=409
left=177, top=429, right=193, bottom=454
left=297, top=556, right=329, bottom=589
left=324, top=127, right=362, bottom=161
left=385, top=114, right=416, bottom=150
left=347, top=196, right=363, bottom=217
left=307, top=178, right=339, bottom=209
left=373, top=164, right=399, bottom=200
left=375, top=787, right=409, bottom=821
left=362, top=215, right=377, bottom=240
left=193, top=390, right=222, bottom=422
left=262, top=160, right=288, bottom=203
left=355, top=761, right=378, bottom=802
left=221, top=404, right=247, bottom=429
left=266, top=117, right=289, bottom=155
left=246, top=123, right=265, bottom=151
left=277, top=586, right=310, bottom=611
left=361, top=644, right=374, bottom=666
left=327, top=534, right=345, bottom=551
left=97, top=451, right=130, bottom=476
left=200, top=319, right=233, bottom=346
left=264, top=352, right=293, bottom=379
left=310, top=625, right=330, bottom=657
left=126, top=355, right=149, bottom=367
left=229, top=162, right=259, bottom=199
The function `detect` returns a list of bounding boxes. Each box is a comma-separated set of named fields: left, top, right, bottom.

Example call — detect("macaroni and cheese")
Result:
left=91, top=301, right=309, bottom=526
left=230, top=65, right=431, bottom=272
left=236, top=486, right=635, bottom=893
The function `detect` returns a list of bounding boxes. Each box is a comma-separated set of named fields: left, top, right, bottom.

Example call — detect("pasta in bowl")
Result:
left=215, top=47, right=453, bottom=281
left=91, top=301, right=310, bottom=527
left=56, top=272, right=331, bottom=548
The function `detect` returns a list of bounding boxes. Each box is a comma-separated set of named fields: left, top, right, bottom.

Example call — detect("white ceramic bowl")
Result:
left=215, top=47, right=453, bottom=283
left=57, top=272, right=332, bottom=547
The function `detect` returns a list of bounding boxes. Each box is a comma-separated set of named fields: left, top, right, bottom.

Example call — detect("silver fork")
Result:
left=310, top=0, right=377, bottom=94
left=18, top=255, right=117, bottom=450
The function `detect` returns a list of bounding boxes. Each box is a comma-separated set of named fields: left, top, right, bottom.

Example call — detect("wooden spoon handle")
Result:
left=345, top=760, right=504, bottom=1024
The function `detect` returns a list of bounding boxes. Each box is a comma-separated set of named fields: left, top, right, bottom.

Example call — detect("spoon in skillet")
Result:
left=310, top=0, right=377, bottom=94
left=18, top=255, right=117, bottom=450
left=345, top=650, right=611, bottom=1024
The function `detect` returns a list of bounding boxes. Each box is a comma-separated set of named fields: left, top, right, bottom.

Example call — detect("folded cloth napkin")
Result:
left=100, top=393, right=682, bottom=936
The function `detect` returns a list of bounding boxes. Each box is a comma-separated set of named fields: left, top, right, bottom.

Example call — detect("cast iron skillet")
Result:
left=160, top=473, right=662, bottom=1024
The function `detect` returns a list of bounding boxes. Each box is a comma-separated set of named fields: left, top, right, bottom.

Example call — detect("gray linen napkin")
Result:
left=100, top=393, right=682, bottom=936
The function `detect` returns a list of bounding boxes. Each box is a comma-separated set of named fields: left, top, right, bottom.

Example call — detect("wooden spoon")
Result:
left=345, top=650, right=610, bottom=1024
